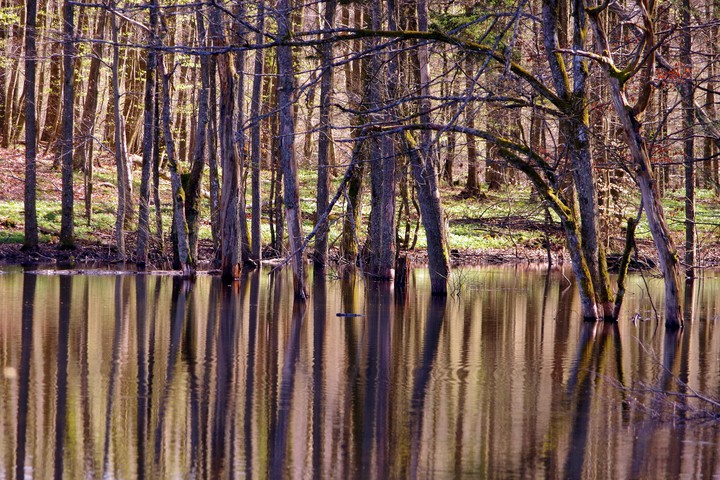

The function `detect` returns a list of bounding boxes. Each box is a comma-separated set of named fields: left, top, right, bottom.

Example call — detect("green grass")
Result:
left=3, top=159, right=719, bottom=260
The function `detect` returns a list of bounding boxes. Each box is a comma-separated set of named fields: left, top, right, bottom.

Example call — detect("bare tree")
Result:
left=276, top=0, right=307, bottom=298
left=59, top=0, right=74, bottom=248
left=23, top=0, right=39, bottom=251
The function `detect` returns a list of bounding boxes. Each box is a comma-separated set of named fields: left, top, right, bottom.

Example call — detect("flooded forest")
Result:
left=1, top=0, right=720, bottom=477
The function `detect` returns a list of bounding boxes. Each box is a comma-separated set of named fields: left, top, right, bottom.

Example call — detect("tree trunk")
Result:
left=234, top=0, right=253, bottom=267
left=207, top=54, right=220, bottom=255
left=209, top=6, right=241, bottom=282
left=110, top=6, right=127, bottom=259
left=23, top=0, right=39, bottom=250
left=681, top=0, right=695, bottom=278
left=152, top=79, right=164, bottom=254
left=185, top=8, right=209, bottom=263
left=366, top=0, right=396, bottom=280
left=0, top=1, right=8, bottom=148
left=404, top=130, right=450, bottom=294
left=59, top=0, right=74, bottom=248
left=74, top=9, right=105, bottom=172
left=159, top=59, right=194, bottom=275
left=588, top=7, right=683, bottom=329
left=249, top=2, right=265, bottom=263
left=314, top=0, right=337, bottom=270
left=135, top=4, right=158, bottom=266
left=276, top=0, right=307, bottom=298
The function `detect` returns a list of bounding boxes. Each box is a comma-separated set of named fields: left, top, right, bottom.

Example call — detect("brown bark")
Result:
left=249, top=2, right=265, bottom=263
left=404, top=130, right=451, bottom=294
left=185, top=7, right=210, bottom=263
left=159, top=57, right=194, bottom=275
left=587, top=5, right=683, bottom=328
left=314, top=0, right=337, bottom=270
left=210, top=4, right=241, bottom=282
left=74, top=10, right=106, bottom=171
left=366, top=0, right=396, bottom=280
left=234, top=0, right=253, bottom=267
left=23, top=0, right=39, bottom=250
left=277, top=0, right=307, bottom=298
left=681, top=0, right=695, bottom=277
left=59, top=0, right=74, bottom=248
left=135, top=3, right=158, bottom=266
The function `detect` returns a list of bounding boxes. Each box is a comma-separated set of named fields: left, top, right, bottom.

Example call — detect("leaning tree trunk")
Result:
left=110, top=6, right=127, bottom=259
left=404, top=131, right=450, bottom=295
left=158, top=57, right=194, bottom=275
left=409, top=0, right=449, bottom=294
left=276, top=0, right=307, bottom=299
left=588, top=5, right=683, bottom=329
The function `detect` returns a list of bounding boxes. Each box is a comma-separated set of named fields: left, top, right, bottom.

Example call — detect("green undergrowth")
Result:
left=1, top=160, right=719, bottom=261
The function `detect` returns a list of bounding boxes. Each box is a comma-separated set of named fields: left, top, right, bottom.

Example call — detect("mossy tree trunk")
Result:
left=588, top=1, right=683, bottom=329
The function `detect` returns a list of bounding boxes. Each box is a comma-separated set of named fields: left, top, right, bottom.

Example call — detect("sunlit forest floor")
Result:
left=2, top=146, right=720, bottom=270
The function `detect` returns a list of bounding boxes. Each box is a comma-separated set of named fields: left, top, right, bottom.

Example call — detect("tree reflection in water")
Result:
left=2, top=267, right=720, bottom=479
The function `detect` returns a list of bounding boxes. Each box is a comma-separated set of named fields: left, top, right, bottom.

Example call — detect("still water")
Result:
left=1, top=265, right=720, bottom=479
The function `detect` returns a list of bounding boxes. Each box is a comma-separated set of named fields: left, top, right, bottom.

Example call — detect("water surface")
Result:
left=1, top=265, right=720, bottom=479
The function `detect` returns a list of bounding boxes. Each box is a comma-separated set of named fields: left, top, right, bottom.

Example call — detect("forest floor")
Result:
left=1, top=146, right=720, bottom=272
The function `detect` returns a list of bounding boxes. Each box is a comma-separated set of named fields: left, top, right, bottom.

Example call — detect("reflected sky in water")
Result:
left=1, top=265, right=720, bottom=479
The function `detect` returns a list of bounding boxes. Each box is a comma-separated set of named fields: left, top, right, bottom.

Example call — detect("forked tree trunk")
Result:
left=404, top=131, right=450, bottom=295
left=588, top=7, right=683, bottom=328
left=135, top=3, right=158, bottom=266
left=158, top=59, right=193, bottom=275
left=210, top=5, right=241, bottom=282
left=185, top=8, right=210, bottom=263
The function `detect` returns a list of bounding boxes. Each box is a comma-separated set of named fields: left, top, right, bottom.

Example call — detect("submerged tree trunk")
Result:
left=276, top=0, right=307, bottom=298
left=681, top=0, right=695, bottom=278
left=234, top=0, right=253, bottom=267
